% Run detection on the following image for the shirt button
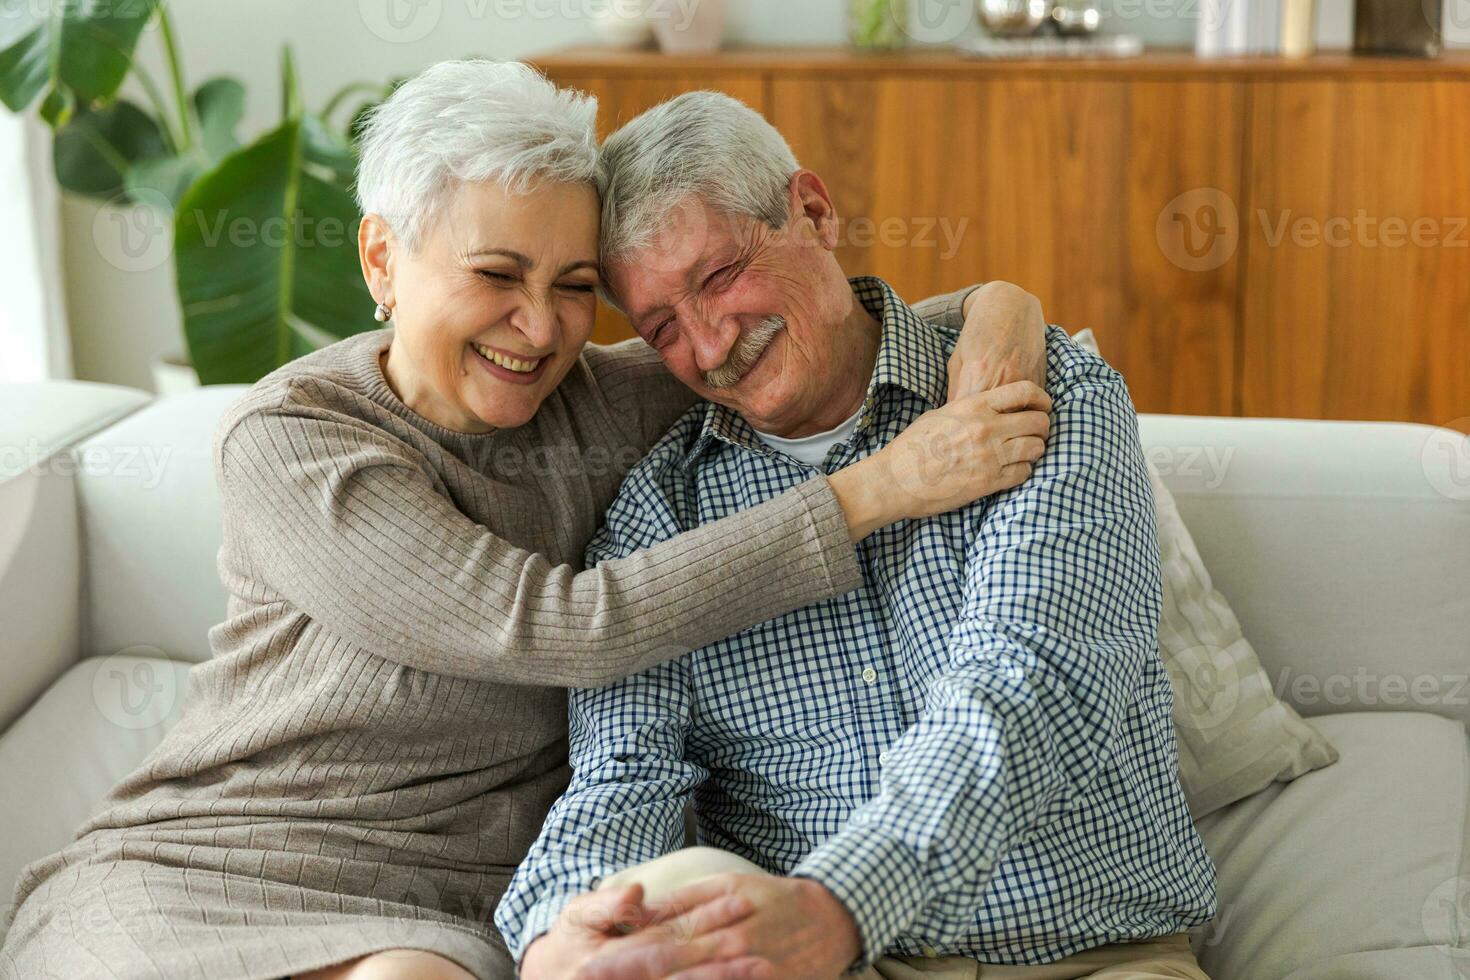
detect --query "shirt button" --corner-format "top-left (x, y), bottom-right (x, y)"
top-left (878, 751), bottom-right (889, 766)
top-left (861, 667), bottom-right (878, 684)
top-left (921, 945), bottom-right (939, 958)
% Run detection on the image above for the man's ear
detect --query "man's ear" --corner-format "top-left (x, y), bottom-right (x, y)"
top-left (787, 170), bottom-right (840, 251)
top-left (358, 213), bottom-right (398, 308)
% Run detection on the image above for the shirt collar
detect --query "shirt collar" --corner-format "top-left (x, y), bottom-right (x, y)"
top-left (683, 276), bottom-right (950, 468)
top-left (852, 276), bottom-right (950, 412)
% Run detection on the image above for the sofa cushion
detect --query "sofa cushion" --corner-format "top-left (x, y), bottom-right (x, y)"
top-left (1075, 330), bottom-right (1338, 815)
top-left (0, 381), bottom-right (151, 730)
top-left (0, 654), bottom-right (191, 942)
top-left (1138, 413), bottom-right (1470, 729)
top-left (0, 381), bottom-right (148, 459)
top-left (0, 471), bottom-right (80, 732)
top-left (76, 386), bottom-right (246, 664)
top-left (1193, 712), bottom-right (1470, 980)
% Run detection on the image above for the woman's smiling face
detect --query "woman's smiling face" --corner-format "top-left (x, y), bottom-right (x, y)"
top-left (366, 178), bottom-right (601, 433)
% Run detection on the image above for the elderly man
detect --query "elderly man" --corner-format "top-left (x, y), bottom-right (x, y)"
top-left (496, 93), bottom-right (1217, 980)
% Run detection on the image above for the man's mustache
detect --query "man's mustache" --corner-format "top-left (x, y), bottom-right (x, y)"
top-left (703, 316), bottom-right (786, 390)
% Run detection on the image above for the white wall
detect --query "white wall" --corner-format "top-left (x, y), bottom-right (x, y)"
top-left (1, 115), bottom-right (71, 382)
top-left (65, 0), bottom-right (1468, 390)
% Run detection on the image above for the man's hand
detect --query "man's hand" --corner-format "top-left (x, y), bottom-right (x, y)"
top-left (947, 281), bottom-right (1048, 402)
top-left (522, 882), bottom-right (775, 980)
top-left (654, 873), bottom-right (863, 980)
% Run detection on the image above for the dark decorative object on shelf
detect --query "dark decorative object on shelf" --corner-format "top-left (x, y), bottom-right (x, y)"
top-left (1353, 0), bottom-right (1442, 56)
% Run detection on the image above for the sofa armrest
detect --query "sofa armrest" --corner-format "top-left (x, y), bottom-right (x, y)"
top-left (1139, 415), bottom-right (1470, 723)
top-left (0, 381), bottom-right (151, 731)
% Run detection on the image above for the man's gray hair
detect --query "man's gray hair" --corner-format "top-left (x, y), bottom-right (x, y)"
top-left (599, 90), bottom-right (800, 262)
top-left (355, 60), bottom-right (603, 253)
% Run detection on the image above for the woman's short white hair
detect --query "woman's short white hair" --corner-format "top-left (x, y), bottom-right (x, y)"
top-left (599, 90), bottom-right (800, 262)
top-left (355, 60), bottom-right (602, 253)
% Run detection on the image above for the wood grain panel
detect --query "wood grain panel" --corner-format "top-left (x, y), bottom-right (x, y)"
top-left (538, 71), bottom-right (766, 344)
top-left (533, 47), bottom-right (1467, 426)
top-left (1243, 81), bottom-right (1470, 430)
top-left (772, 76), bottom-right (1244, 416)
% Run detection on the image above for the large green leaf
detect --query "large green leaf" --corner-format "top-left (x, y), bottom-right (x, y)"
top-left (193, 76), bottom-right (243, 159)
top-left (53, 98), bottom-right (167, 199)
top-left (175, 119), bottom-right (373, 385)
top-left (115, 78), bottom-right (246, 209)
top-left (125, 151), bottom-right (204, 208)
top-left (301, 112), bottom-right (356, 184)
top-left (0, 0), bottom-right (159, 112)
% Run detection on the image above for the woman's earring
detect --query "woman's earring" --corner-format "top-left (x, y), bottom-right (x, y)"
top-left (374, 302), bottom-right (393, 323)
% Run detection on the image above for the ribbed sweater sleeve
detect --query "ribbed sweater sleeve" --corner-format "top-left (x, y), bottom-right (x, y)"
top-left (910, 286), bottom-right (979, 335)
top-left (216, 403), bottom-right (862, 688)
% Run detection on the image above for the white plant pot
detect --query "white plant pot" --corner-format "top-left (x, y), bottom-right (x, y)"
top-left (151, 355), bottom-right (200, 396)
top-left (651, 0), bottom-right (726, 53)
top-left (590, 0), bottom-right (654, 47)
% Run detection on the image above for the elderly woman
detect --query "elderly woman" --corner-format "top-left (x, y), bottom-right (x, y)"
top-left (0, 62), bottom-right (1051, 980)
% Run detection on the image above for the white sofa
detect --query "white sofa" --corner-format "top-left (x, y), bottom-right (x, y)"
top-left (1, 380), bottom-right (1468, 979)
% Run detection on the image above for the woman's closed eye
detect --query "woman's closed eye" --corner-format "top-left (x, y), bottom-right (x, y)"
top-left (477, 270), bottom-right (520, 287)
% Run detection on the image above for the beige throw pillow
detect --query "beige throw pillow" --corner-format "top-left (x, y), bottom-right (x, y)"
top-left (1072, 329), bottom-right (1339, 817)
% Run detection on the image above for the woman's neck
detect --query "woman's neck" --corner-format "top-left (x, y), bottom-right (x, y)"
top-left (379, 342), bottom-right (496, 435)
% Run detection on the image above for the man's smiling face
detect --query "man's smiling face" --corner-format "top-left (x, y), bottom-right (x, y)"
top-left (604, 175), bottom-right (869, 438)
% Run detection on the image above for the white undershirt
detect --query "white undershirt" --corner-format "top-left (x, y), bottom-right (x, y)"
top-left (753, 405), bottom-right (863, 467)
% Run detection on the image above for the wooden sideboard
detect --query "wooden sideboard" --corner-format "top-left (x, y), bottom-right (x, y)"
top-left (534, 47), bottom-right (1470, 430)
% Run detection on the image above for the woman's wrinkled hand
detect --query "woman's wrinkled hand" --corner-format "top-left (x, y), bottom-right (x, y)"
top-left (946, 281), bottom-right (1048, 401)
top-left (830, 381), bottom-right (1052, 540)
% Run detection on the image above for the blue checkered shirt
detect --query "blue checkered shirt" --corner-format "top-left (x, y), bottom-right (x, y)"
top-left (496, 278), bottom-right (1217, 968)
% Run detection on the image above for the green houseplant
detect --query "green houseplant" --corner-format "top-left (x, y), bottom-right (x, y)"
top-left (0, 1), bottom-right (389, 384)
